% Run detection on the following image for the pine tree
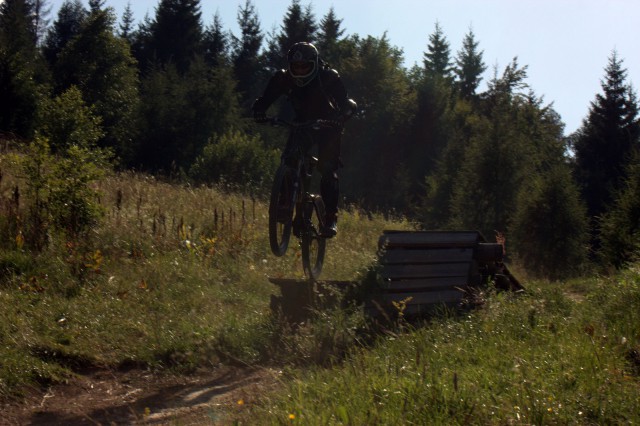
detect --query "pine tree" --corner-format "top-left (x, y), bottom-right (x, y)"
top-left (136, 59), bottom-right (241, 171)
top-left (511, 164), bottom-right (589, 280)
top-left (407, 71), bottom-right (453, 195)
top-left (42, 0), bottom-right (87, 66)
top-left (407, 22), bottom-right (457, 195)
top-left (203, 11), bottom-right (228, 67)
top-left (423, 21), bottom-right (452, 80)
top-left (316, 6), bottom-right (345, 66)
top-left (232, 0), bottom-right (264, 109)
top-left (129, 13), bottom-right (152, 71)
top-left (599, 153), bottom-right (640, 268)
top-left (54, 6), bottom-right (140, 164)
top-left (338, 34), bottom-right (416, 211)
top-left (454, 27), bottom-right (486, 99)
top-left (447, 59), bottom-right (534, 235)
top-left (573, 51), bottom-right (640, 222)
top-left (88, 0), bottom-right (105, 12)
top-left (144, 0), bottom-right (204, 74)
top-left (118, 2), bottom-right (134, 44)
top-left (0, 0), bottom-right (49, 138)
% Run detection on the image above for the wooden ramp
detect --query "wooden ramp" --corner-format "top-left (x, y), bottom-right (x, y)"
top-left (269, 230), bottom-right (523, 322)
top-left (366, 230), bottom-right (522, 318)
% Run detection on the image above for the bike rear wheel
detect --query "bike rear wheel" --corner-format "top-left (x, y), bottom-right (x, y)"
top-left (269, 166), bottom-right (296, 256)
top-left (301, 195), bottom-right (326, 280)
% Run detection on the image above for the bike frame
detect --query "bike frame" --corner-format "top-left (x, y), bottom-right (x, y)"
top-left (266, 117), bottom-right (337, 278)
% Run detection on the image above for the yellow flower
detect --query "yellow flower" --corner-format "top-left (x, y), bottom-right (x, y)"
top-left (237, 399), bottom-right (244, 405)
top-left (289, 413), bottom-right (296, 420)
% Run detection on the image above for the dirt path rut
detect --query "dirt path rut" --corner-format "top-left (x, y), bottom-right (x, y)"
top-left (1, 366), bottom-right (280, 425)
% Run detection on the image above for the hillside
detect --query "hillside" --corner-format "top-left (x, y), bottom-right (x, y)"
top-left (1, 169), bottom-right (639, 424)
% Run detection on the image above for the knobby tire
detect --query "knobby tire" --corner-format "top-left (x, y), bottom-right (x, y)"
top-left (301, 195), bottom-right (326, 280)
top-left (269, 166), bottom-right (296, 257)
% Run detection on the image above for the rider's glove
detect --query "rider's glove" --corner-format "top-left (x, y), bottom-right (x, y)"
top-left (253, 110), bottom-right (268, 123)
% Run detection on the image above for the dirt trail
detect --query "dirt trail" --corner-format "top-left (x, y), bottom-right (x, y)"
top-left (1, 366), bottom-right (280, 425)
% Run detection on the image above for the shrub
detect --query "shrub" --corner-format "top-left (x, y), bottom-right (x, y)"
top-left (35, 86), bottom-right (104, 154)
top-left (599, 156), bottom-right (640, 268)
top-left (15, 137), bottom-right (111, 248)
top-left (510, 165), bottom-right (589, 279)
top-left (189, 130), bottom-right (279, 191)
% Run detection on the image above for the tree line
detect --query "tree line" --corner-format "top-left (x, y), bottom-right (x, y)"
top-left (1, 0), bottom-right (639, 278)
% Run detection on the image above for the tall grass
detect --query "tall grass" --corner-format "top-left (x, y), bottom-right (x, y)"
top-left (0, 159), bottom-right (412, 397)
top-left (249, 269), bottom-right (640, 424)
top-left (2, 156), bottom-right (638, 425)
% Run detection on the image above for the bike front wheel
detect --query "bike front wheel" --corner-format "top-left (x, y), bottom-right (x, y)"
top-left (269, 166), bottom-right (296, 256)
top-left (301, 195), bottom-right (327, 280)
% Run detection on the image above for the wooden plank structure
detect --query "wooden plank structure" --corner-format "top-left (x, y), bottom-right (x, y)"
top-left (366, 230), bottom-right (523, 318)
top-left (269, 230), bottom-right (523, 322)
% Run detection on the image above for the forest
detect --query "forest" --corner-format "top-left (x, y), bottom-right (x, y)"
top-left (1, 0), bottom-right (639, 279)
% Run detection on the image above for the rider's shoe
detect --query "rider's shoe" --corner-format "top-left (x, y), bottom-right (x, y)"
top-left (321, 214), bottom-right (337, 238)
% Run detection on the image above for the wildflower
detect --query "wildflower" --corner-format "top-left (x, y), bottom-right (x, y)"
top-left (289, 413), bottom-right (295, 420)
top-left (15, 231), bottom-right (24, 249)
top-left (237, 399), bottom-right (244, 406)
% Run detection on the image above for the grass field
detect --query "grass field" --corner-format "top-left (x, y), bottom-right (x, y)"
top-left (1, 161), bottom-right (638, 424)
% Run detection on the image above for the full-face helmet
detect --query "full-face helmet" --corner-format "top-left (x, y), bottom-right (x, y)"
top-left (287, 42), bottom-right (319, 87)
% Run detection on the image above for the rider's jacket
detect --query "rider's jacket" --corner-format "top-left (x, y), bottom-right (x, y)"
top-left (252, 66), bottom-right (356, 122)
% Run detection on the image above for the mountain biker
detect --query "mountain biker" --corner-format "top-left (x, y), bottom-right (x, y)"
top-left (252, 42), bottom-right (357, 237)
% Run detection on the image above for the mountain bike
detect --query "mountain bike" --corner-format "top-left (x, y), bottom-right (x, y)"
top-left (266, 117), bottom-right (338, 280)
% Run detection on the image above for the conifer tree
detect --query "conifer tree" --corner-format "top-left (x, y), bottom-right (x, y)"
top-left (599, 153), bottom-right (640, 268)
top-left (423, 21), bottom-right (452, 80)
top-left (511, 164), bottom-right (589, 280)
top-left (407, 22), bottom-right (455, 194)
top-left (573, 51), bottom-right (640, 222)
top-left (447, 59), bottom-right (533, 235)
top-left (54, 5), bottom-right (140, 164)
top-left (88, 0), bottom-right (105, 12)
top-left (118, 2), bottom-right (134, 44)
top-left (316, 6), bottom-right (345, 66)
top-left (203, 12), bottom-right (228, 67)
top-left (232, 0), bottom-right (264, 109)
top-left (0, 0), bottom-right (49, 138)
top-left (136, 58), bottom-right (241, 172)
top-left (454, 27), bottom-right (486, 99)
top-left (338, 34), bottom-right (416, 211)
top-left (144, 0), bottom-right (204, 74)
top-left (42, 0), bottom-right (87, 66)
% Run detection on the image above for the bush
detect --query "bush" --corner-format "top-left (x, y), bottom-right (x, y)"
top-left (13, 137), bottom-right (111, 248)
top-left (510, 165), bottom-right (589, 280)
top-left (189, 130), bottom-right (279, 191)
top-left (35, 86), bottom-right (104, 154)
top-left (599, 156), bottom-right (640, 268)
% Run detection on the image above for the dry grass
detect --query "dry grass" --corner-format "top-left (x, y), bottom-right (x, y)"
top-left (0, 156), bottom-right (413, 397)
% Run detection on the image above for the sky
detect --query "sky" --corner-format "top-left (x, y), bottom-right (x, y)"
top-left (44, 0), bottom-right (640, 136)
